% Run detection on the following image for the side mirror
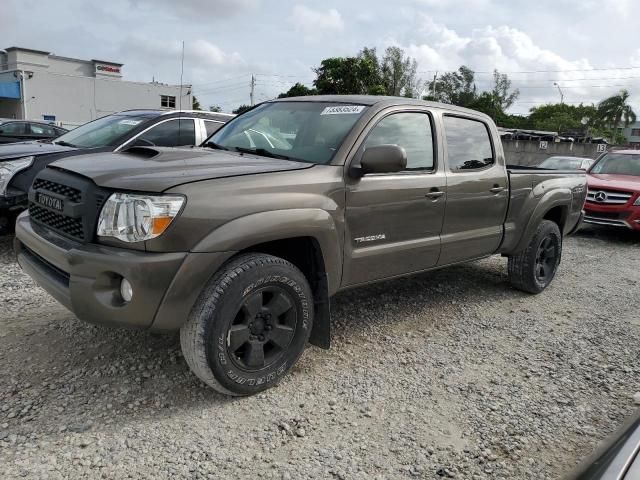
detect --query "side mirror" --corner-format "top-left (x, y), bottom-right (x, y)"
top-left (354, 144), bottom-right (407, 177)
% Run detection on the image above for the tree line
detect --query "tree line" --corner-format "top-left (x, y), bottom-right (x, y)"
top-left (203, 45), bottom-right (636, 143)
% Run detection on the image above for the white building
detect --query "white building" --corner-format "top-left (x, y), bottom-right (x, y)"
top-left (0, 46), bottom-right (192, 128)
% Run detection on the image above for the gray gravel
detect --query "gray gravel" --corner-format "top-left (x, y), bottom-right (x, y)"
top-left (1, 226), bottom-right (639, 479)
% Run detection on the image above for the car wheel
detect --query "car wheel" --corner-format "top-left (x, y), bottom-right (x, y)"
top-left (180, 253), bottom-right (313, 396)
top-left (508, 219), bottom-right (562, 294)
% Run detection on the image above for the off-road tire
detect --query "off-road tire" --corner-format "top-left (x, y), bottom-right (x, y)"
top-left (508, 220), bottom-right (562, 294)
top-left (180, 253), bottom-right (314, 396)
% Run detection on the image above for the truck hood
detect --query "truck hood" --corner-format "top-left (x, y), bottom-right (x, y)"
top-left (49, 146), bottom-right (314, 192)
top-left (587, 173), bottom-right (640, 192)
top-left (0, 141), bottom-right (77, 161)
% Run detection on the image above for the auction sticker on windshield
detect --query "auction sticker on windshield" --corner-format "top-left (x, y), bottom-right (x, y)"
top-left (320, 105), bottom-right (366, 115)
top-left (119, 120), bottom-right (143, 126)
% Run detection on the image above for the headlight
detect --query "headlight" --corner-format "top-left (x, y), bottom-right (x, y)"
top-left (0, 156), bottom-right (34, 196)
top-left (97, 193), bottom-right (185, 242)
top-left (634, 196), bottom-right (640, 206)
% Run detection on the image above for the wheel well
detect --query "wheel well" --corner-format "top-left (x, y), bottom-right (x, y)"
top-left (238, 237), bottom-right (326, 288)
top-left (543, 206), bottom-right (568, 233)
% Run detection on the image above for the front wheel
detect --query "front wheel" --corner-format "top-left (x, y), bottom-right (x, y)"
top-left (508, 220), bottom-right (562, 294)
top-left (180, 253), bottom-right (314, 396)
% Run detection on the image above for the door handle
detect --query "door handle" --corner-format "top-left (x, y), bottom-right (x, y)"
top-left (425, 189), bottom-right (445, 200)
top-left (489, 186), bottom-right (506, 194)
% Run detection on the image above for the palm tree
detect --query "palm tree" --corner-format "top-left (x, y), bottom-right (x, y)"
top-left (597, 89), bottom-right (636, 133)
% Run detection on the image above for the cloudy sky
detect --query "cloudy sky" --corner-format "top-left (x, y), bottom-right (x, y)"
top-left (2, 0), bottom-right (639, 114)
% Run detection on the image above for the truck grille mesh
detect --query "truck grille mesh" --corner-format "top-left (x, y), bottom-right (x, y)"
top-left (32, 179), bottom-right (82, 203)
top-left (29, 205), bottom-right (85, 240)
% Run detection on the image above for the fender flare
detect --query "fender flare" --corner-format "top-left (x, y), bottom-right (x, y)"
top-left (192, 208), bottom-right (343, 295)
top-left (510, 188), bottom-right (571, 254)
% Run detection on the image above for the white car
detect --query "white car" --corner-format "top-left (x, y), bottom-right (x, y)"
top-left (538, 156), bottom-right (595, 171)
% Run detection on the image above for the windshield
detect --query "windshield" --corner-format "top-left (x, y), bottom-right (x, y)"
top-left (53, 114), bottom-right (152, 148)
top-left (208, 102), bottom-right (369, 164)
top-left (590, 153), bottom-right (640, 176)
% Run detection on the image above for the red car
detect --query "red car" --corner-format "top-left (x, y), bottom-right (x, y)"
top-left (584, 150), bottom-right (640, 230)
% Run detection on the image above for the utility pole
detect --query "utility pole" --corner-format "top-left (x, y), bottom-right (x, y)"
top-left (250, 75), bottom-right (256, 106)
top-left (432, 72), bottom-right (438, 98)
top-left (553, 82), bottom-right (564, 104)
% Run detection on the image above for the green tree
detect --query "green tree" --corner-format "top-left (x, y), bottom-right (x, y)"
top-left (312, 46), bottom-right (418, 97)
top-left (491, 69), bottom-right (519, 111)
top-left (208, 105), bottom-right (222, 112)
top-left (596, 89), bottom-right (636, 132)
top-left (381, 46), bottom-right (420, 97)
top-left (192, 96), bottom-right (202, 110)
top-left (277, 82), bottom-right (317, 98)
top-left (232, 104), bottom-right (252, 115)
top-left (528, 103), bottom-right (598, 132)
top-left (468, 70), bottom-right (519, 121)
top-left (425, 66), bottom-right (477, 107)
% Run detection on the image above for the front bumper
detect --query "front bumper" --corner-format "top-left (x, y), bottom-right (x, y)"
top-left (15, 213), bottom-right (235, 330)
top-left (584, 202), bottom-right (640, 230)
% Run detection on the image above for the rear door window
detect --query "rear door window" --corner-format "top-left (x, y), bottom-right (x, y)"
top-left (29, 123), bottom-right (56, 136)
top-left (136, 119), bottom-right (196, 147)
top-left (444, 116), bottom-right (494, 171)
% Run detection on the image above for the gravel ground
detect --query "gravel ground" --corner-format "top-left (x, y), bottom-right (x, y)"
top-left (0, 226), bottom-right (639, 479)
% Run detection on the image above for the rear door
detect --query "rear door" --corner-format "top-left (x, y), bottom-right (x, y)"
top-left (438, 114), bottom-right (508, 265)
top-left (343, 108), bottom-right (446, 286)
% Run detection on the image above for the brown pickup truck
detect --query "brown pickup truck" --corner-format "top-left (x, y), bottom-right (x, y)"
top-left (14, 95), bottom-right (587, 396)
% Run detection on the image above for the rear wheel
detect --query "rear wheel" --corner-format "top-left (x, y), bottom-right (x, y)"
top-left (180, 253), bottom-right (313, 396)
top-left (508, 220), bottom-right (562, 294)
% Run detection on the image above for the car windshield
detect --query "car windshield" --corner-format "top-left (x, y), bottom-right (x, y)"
top-left (53, 114), bottom-right (152, 148)
top-left (590, 153), bottom-right (640, 176)
top-left (539, 157), bottom-right (585, 170)
top-left (207, 102), bottom-right (369, 164)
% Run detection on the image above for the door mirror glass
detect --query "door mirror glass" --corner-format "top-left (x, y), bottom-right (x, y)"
top-left (359, 144), bottom-right (407, 175)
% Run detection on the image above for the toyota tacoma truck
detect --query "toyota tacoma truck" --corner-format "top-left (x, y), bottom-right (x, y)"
top-left (14, 95), bottom-right (587, 396)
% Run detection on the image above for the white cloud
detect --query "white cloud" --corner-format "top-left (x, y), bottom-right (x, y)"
top-left (289, 5), bottom-right (344, 40)
top-left (129, 0), bottom-right (260, 19)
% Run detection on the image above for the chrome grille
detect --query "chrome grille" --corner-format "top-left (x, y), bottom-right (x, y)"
top-left (586, 189), bottom-right (633, 204)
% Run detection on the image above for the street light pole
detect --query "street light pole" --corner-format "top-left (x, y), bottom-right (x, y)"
top-left (553, 82), bottom-right (564, 104)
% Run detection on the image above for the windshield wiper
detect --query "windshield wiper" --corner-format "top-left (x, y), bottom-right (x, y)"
top-left (233, 147), bottom-right (292, 160)
top-left (204, 141), bottom-right (230, 151)
top-left (54, 140), bottom-right (77, 148)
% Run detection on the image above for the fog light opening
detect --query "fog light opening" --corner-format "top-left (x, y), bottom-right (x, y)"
top-left (120, 278), bottom-right (133, 302)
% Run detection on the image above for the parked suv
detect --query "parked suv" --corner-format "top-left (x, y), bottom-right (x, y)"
top-left (0, 109), bottom-right (233, 232)
top-left (15, 96), bottom-right (586, 396)
top-left (583, 150), bottom-right (640, 230)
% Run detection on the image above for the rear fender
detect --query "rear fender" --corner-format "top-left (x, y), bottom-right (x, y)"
top-left (506, 188), bottom-right (571, 255)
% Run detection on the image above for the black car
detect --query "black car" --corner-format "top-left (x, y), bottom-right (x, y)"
top-left (0, 109), bottom-right (233, 232)
top-left (0, 121), bottom-right (68, 144)
top-left (566, 410), bottom-right (640, 479)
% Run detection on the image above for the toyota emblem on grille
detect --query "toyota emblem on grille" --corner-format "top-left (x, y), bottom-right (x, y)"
top-left (594, 191), bottom-right (607, 202)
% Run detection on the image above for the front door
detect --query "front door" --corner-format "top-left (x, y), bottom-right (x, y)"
top-left (438, 115), bottom-right (509, 266)
top-left (343, 110), bottom-right (446, 286)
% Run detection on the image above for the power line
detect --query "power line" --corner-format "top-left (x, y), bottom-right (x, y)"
top-left (418, 65), bottom-right (640, 75)
top-left (190, 74), bottom-right (252, 87)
